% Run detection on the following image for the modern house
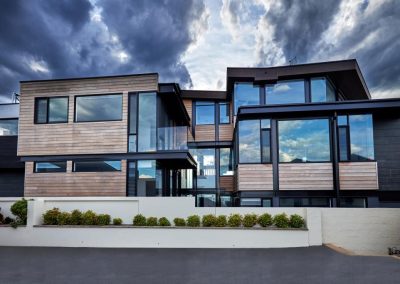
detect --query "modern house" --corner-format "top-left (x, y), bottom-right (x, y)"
top-left (12, 59), bottom-right (400, 207)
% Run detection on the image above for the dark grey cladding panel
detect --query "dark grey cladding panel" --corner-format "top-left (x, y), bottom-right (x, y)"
top-left (0, 103), bottom-right (19, 119)
top-left (0, 169), bottom-right (24, 197)
top-left (0, 136), bottom-right (24, 169)
top-left (374, 113), bottom-right (400, 191)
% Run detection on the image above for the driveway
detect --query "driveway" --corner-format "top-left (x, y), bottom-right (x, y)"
top-left (0, 246), bottom-right (398, 284)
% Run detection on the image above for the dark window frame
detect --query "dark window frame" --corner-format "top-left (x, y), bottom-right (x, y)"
top-left (72, 160), bottom-right (122, 172)
top-left (128, 92), bottom-right (139, 153)
top-left (74, 93), bottom-right (123, 123)
top-left (233, 81), bottom-right (261, 115)
top-left (34, 96), bottom-right (69, 124)
top-left (34, 161), bottom-right (67, 173)
top-left (219, 147), bottom-right (233, 176)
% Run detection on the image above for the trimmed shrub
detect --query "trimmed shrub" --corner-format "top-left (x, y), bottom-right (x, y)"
top-left (202, 214), bottom-right (217, 227)
top-left (186, 215), bottom-right (200, 227)
top-left (97, 214), bottom-right (111, 226)
top-left (273, 213), bottom-right (290, 228)
top-left (243, 214), bottom-right (258, 228)
top-left (133, 214), bottom-right (147, 226)
top-left (3, 217), bottom-right (14, 224)
top-left (70, 210), bottom-right (83, 225)
top-left (81, 210), bottom-right (98, 226)
top-left (289, 214), bottom-right (305, 228)
top-left (11, 199), bottom-right (28, 224)
top-left (57, 212), bottom-right (71, 225)
top-left (258, 213), bottom-right (273, 227)
top-left (158, 217), bottom-right (171, 227)
top-left (215, 215), bottom-right (227, 227)
top-left (43, 208), bottom-right (61, 225)
top-left (146, 217), bottom-right (158, 226)
top-left (113, 218), bottom-right (123, 225)
top-left (173, 217), bottom-right (186, 227)
top-left (228, 214), bottom-right (242, 227)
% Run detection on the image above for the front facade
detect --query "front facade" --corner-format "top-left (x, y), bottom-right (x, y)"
top-left (15, 59), bottom-right (400, 207)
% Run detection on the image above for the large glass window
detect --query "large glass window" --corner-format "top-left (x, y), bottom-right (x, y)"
top-left (234, 83), bottom-right (260, 114)
top-left (238, 120), bottom-right (261, 163)
top-left (35, 97), bottom-right (68, 123)
top-left (73, 160), bottom-right (121, 172)
top-left (75, 94), bottom-right (122, 122)
top-left (191, 148), bottom-right (216, 188)
top-left (195, 102), bottom-right (215, 125)
top-left (0, 119), bottom-right (18, 136)
top-left (128, 93), bottom-right (138, 152)
top-left (34, 161), bottom-right (67, 173)
top-left (220, 148), bottom-right (233, 176)
top-left (219, 103), bottom-right (230, 124)
top-left (279, 119), bottom-right (331, 162)
top-left (349, 115), bottom-right (374, 161)
top-left (138, 92), bottom-right (157, 152)
top-left (137, 160), bottom-right (162, 196)
top-left (266, 80), bottom-right (305, 105)
top-left (311, 77), bottom-right (336, 102)
top-left (280, 198), bottom-right (331, 207)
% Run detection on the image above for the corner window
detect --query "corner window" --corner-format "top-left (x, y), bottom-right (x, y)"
top-left (0, 119), bottom-right (18, 136)
top-left (75, 94), bottom-right (122, 122)
top-left (266, 80), bottom-right (305, 105)
top-left (219, 103), bottom-right (230, 124)
top-left (234, 83), bottom-right (260, 114)
top-left (238, 120), bottom-right (261, 163)
top-left (311, 77), bottom-right (336, 102)
top-left (35, 97), bottom-right (68, 123)
top-left (278, 119), bottom-right (331, 162)
top-left (34, 161), bottom-right (67, 173)
top-left (220, 148), bottom-right (233, 176)
top-left (191, 148), bottom-right (216, 188)
top-left (73, 160), bottom-right (121, 172)
top-left (195, 102), bottom-right (215, 125)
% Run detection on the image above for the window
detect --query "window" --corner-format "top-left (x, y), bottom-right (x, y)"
top-left (137, 160), bottom-right (162, 196)
top-left (220, 195), bottom-right (232, 207)
top-left (73, 160), bottom-right (121, 172)
top-left (35, 97), bottom-right (68, 123)
top-left (220, 148), bottom-right (233, 176)
top-left (75, 94), bottom-right (122, 122)
top-left (261, 119), bottom-right (271, 163)
top-left (278, 119), bottom-right (331, 162)
top-left (138, 92), bottom-right (157, 152)
top-left (219, 103), bottom-right (230, 124)
top-left (266, 80), bottom-right (305, 105)
top-left (234, 83), bottom-right (260, 114)
top-left (34, 161), bottom-right (67, 173)
top-left (127, 161), bottom-right (137, 196)
top-left (0, 119), bottom-right (18, 136)
top-left (191, 148), bottom-right (216, 188)
top-left (195, 102), bottom-right (215, 125)
top-left (240, 198), bottom-right (272, 207)
top-left (311, 77), bottom-right (336, 102)
top-left (128, 93), bottom-right (137, 152)
top-left (196, 194), bottom-right (216, 207)
top-left (238, 120), bottom-right (261, 163)
top-left (340, 197), bottom-right (366, 208)
top-left (280, 198), bottom-right (331, 207)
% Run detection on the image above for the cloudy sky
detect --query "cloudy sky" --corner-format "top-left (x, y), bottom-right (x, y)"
top-left (0, 0), bottom-right (399, 103)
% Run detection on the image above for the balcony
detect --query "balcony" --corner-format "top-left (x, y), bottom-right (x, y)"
top-left (157, 126), bottom-right (191, 151)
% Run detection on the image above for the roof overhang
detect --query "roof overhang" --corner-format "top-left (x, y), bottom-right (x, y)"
top-left (159, 83), bottom-right (191, 126)
top-left (181, 90), bottom-right (227, 100)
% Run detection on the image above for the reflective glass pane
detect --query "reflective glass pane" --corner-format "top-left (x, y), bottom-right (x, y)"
top-left (338, 115), bottom-right (348, 126)
top-left (129, 93), bottom-right (137, 134)
top-left (35, 98), bottom-right (47, 123)
top-left (73, 160), bottom-right (121, 172)
top-left (234, 83), bottom-right (260, 114)
top-left (338, 127), bottom-right (349, 161)
top-left (127, 162), bottom-right (137, 196)
top-left (239, 120), bottom-right (261, 163)
top-left (340, 198), bottom-right (366, 208)
top-left (349, 114), bottom-right (374, 161)
top-left (34, 162), bottom-right (66, 173)
top-left (196, 102), bottom-right (215, 125)
top-left (49, 97), bottom-right (68, 122)
top-left (219, 103), bottom-right (230, 124)
top-left (261, 119), bottom-right (270, 129)
top-left (191, 148), bottom-right (216, 188)
top-left (261, 129), bottom-right (271, 163)
top-left (196, 194), bottom-right (216, 207)
top-left (220, 196), bottom-right (232, 207)
top-left (311, 77), bottom-right (336, 102)
top-left (75, 94), bottom-right (122, 122)
top-left (220, 148), bottom-right (233, 176)
top-left (138, 92), bottom-right (157, 152)
top-left (137, 160), bottom-right (162, 196)
top-left (266, 80), bottom-right (305, 104)
top-left (240, 198), bottom-right (261, 207)
top-left (0, 119), bottom-right (18, 136)
top-left (279, 119), bottom-right (331, 162)
top-left (128, 134), bottom-right (137, 152)
top-left (280, 198), bottom-right (330, 207)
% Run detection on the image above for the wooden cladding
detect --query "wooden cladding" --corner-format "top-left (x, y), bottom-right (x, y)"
top-left (195, 125), bottom-right (216, 141)
top-left (18, 75), bottom-right (158, 156)
top-left (220, 176), bottom-right (234, 192)
top-left (339, 162), bottom-right (378, 190)
top-left (219, 124), bottom-right (234, 141)
top-left (24, 161), bottom-right (126, 197)
top-left (279, 163), bottom-right (333, 190)
top-left (182, 99), bottom-right (194, 142)
top-left (237, 164), bottom-right (273, 191)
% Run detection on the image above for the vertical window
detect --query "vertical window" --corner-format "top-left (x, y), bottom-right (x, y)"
top-left (338, 127), bottom-right (350, 161)
top-left (349, 115), bottom-right (374, 161)
top-left (266, 80), bottom-right (305, 105)
top-left (138, 92), bottom-right (157, 152)
top-left (234, 83), bottom-right (260, 114)
top-left (238, 120), bottom-right (261, 163)
top-left (128, 93), bottom-right (137, 152)
top-left (191, 148), bottom-right (216, 188)
top-left (195, 102), bottom-right (215, 125)
top-left (219, 103), bottom-right (230, 124)
top-left (127, 161), bottom-right (137, 196)
top-left (311, 77), bottom-right (336, 102)
top-left (137, 160), bottom-right (162, 196)
top-left (0, 119), bottom-right (18, 136)
top-left (220, 148), bottom-right (233, 176)
top-left (75, 94), bottom-right (122, 122)
top-left (35, 97), bottom-right (68, 123)
top-left (261, 119), bottom-right (271, 163)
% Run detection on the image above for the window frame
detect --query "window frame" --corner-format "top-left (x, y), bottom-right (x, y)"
top-left (195, 101), bottom-right (215, 126)
top-left (74, 93), bottom-right (123, 123)
top-left (218, 102), bottom-right (230, 124)
top-left (72, 160), bottom-right (122, 172)
top-left (128, 92), bottom-right (138, 153)
top-left (33, 161), bottom-right (67, 173)
top-left (219, 147), bottom-right (233, 176)
top-left (34, 96), bottom-right (69, 124)
top-left (233, 82), bottom-right (261, 115)
top-left (238, 119), bottom-right (262, 164)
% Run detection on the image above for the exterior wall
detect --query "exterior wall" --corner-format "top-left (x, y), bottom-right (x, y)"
top-left (279, 163), bottom-right (333, 190)
top-left (0, 136), bottom-right (24, 197)
top-left (18, 75), bottom-right (158, 156)
top-left (339, 162), bottom-right (378, 190)
top-left (237, 164), bottom-right (273, 191)
top-left (219, 176), bottom-right (234, 192)
top-left (219, 124), bottom-right (234, 141)
top-left (24, 161), bottom-right (127, 197)
top-left (195, 125), bottom-right (216, 141)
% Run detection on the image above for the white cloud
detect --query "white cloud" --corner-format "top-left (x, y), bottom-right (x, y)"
top-left (28, 59), bottom-right (50, 73)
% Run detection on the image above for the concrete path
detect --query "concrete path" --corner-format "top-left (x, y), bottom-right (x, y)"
top-left (0, 246), bottom-right (399, 284)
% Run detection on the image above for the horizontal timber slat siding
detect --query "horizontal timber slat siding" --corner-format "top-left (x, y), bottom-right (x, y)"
top-left (18, 74), bottom-right (158, 156)
top-left (238, 164), bottom-right (273, 191)
top-left (24, 161), bottom-right (126, 197)
top-left (219, 176), bottom-right (234, 191)
top-left (279, 163), bottom-right (333, 190)
top-left (182, 99), bottom-right (194, 142)
top-left (195, 125), bottom-right (215, 141)
top-left (339, 162), bottom-right (379, 190)
top-left (219, 124), bottom-right (234, 141)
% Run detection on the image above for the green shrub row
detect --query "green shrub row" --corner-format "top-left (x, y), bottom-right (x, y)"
top-left (132, 214), bottom-right (172, 226)
top-left (42, 208), bottom-right (122, 226)
top-left (0, 199), bottom-right (27, 228)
